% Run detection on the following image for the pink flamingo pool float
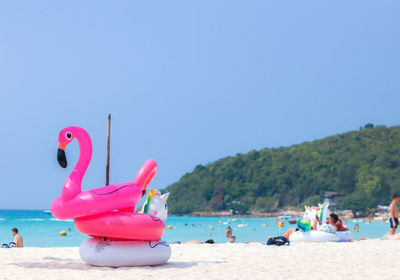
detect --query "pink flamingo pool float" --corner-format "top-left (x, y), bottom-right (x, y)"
top-left (50, 126), bottom-right (171, 266)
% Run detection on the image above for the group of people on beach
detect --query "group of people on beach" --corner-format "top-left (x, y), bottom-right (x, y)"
top-left (7, 194), bottom-right (400, 247)
top-left (276, 193), bottom-right (400, 243)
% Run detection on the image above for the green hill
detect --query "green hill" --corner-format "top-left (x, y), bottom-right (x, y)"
top-left (165, 124), bottom-right (400, 216)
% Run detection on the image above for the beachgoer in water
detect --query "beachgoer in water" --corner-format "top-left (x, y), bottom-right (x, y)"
top-left (225, 226), bottom-right (232, 238)
top-left (228, 236), bottom-right (236, 243)
top-left (11, 228), bottom-right (23, 248)
top-left (281, 213), bottom-right (339, 241)
top-left (353, 224), bottom-right (359, 232)
top-left (389, 194), bottom-right (399, 235)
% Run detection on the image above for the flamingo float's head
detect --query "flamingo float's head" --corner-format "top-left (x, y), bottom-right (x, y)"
top-left (57, 127), bottom-right (77, 168)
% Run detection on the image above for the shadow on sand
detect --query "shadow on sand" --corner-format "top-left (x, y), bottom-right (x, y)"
top-left (11, 259), bottom-right (225, 270)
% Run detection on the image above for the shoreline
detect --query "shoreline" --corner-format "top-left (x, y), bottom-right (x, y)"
top-left (178, 211), bottom-right (389, 221)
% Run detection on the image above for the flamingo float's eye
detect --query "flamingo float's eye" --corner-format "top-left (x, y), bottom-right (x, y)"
top-left (65, 132), bottom-right (72, 140)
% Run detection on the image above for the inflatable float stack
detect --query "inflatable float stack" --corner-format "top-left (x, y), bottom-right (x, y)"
top-left (50, 126), bottom-right (171, 267)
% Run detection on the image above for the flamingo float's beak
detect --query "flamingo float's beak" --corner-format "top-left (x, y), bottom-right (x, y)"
top-left (57, 142), bottom-right (67, 168)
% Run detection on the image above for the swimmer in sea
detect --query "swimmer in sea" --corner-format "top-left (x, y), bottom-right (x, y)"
top-left (225, 226), bottom-right (232, 238)
top-left (389, 194), bottom-right (399, 235)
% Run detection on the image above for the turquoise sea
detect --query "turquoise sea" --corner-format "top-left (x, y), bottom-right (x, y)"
top-left (0, 210), bottom-right (391, 247)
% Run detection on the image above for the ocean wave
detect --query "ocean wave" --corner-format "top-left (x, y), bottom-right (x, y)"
top-left (20, 218), bottom-right (45, 221)
top-left (50, 218), bottom-right (74, 222)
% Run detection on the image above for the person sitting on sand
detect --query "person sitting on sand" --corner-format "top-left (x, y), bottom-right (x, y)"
top-left (336, 219), bottom-right (349, 231)
top-left (389, 194), bottom-right (399, 235)
top-left (11, 228), bottom-right (23, 248)
top-left (310, 213), bottom-right (338, 232)
top-left (225, 226), bottom-right (232, 238)
top-left (281, 213), bottom-right (339, 241)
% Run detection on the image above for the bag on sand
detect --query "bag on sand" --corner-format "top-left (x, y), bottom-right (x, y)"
top-left (266, 236), bottom-right (290, 246)
top-left (2, 242), bottom-right (15, 248)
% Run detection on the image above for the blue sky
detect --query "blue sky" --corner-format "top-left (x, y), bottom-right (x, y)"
top-left (0, 1), bottom-right (399, 209)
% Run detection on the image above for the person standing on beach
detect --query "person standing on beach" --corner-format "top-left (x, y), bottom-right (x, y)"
top-left (11, 228), bottom-right (23, 248)
top-left (389, 194), bottom-right (399, 235)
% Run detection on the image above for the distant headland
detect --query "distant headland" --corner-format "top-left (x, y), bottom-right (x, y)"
top-left (165, 124), bottom-right (399, 219)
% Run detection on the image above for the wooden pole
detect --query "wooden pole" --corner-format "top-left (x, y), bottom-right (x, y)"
top-left (106, 114), bottom-right (111, 186)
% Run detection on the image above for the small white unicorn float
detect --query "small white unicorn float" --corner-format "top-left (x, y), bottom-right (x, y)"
top-left (304, 202), bottom-right (330, 225)
top-left (297, 202), bottom-right (330, 231)
top-left (139, 188), bottom-right (170, 222)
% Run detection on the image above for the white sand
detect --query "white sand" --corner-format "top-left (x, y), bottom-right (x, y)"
top-left (1, 241), bottom-right (400, 280)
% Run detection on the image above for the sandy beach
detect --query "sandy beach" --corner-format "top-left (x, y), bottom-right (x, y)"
top-left (1, 240), bottom-right (399, 280)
